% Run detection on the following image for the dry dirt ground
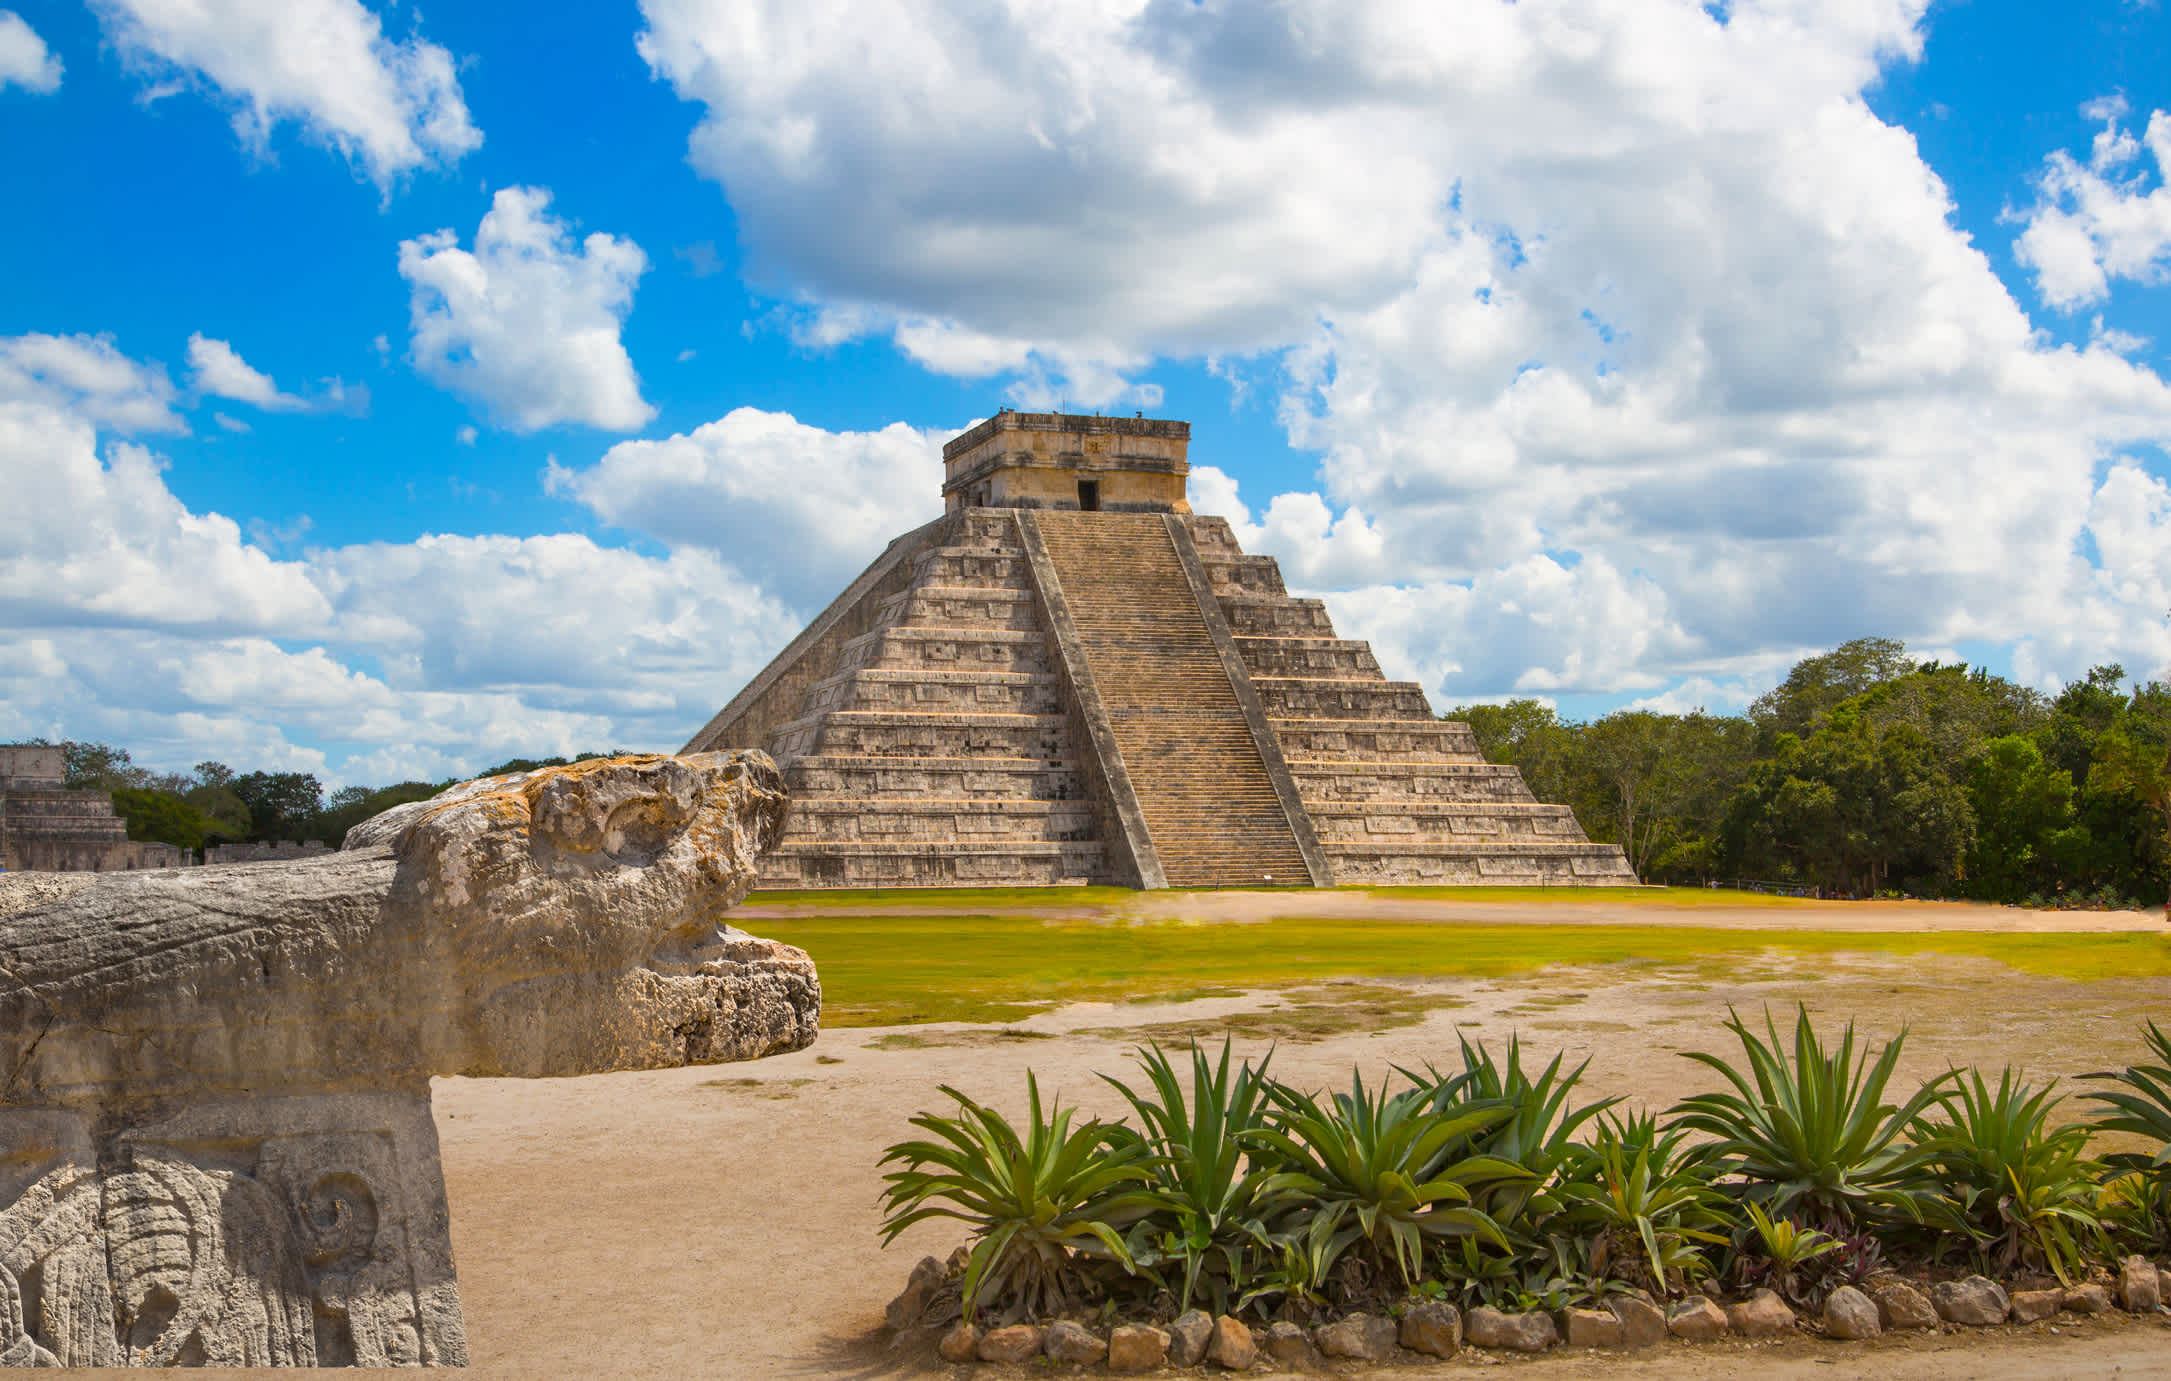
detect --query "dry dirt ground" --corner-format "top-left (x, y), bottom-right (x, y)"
top-left (432, 897), bottom-right (2171, 1380)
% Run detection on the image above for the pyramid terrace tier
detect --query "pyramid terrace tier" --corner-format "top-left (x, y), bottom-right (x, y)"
top-left (799, 668), bottom-right (1063, 718)
top-left (757, 838), bottom-right (1109, 888)
top-left (1250, 677), bottom-right (1434, 720)
top-left (768, 710), bottom-right (1075, 763)
top-left (1326, 841), bottom-right (1640, 885)
top-left (1272, 718), bottom-right (1488, 762)
top-left (784, 755), bottom-right (1092, 801)
top-left (1306, 800), bottom-right (1593, 843)
top-left (785, 797), bottom-right (1098, 843)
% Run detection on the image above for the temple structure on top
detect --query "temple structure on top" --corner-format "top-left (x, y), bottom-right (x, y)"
top-left (684, 411), bottom-right (1635, 890)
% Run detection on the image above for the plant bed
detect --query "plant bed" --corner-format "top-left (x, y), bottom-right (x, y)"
top-left (877, 1013), bottom-right (2171, 1371)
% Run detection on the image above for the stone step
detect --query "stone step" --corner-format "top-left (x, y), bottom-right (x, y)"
top-left (1272, 719), bottom-right (1486, 761)
top-left (771, 710), bottom-right (1072, 764)
top-left (784, 755), bottom-right (1089, 801)
top-left (1034, 510), bottom-right (1312, 887)
top-left (800, 668), bottom-right (1061, 717)
top-left (1253, 678), bottom-right (1433, 719)
top-left (1234, 636), bottom-right (1384, 679)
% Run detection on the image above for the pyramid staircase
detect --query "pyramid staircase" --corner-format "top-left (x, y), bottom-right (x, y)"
top-left (1029, 512), bottom-right (1316, 888)
top-left (684, 507), bottom-right (1634, 888)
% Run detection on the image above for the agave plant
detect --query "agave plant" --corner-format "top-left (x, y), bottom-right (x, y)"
top-left (1668, 1005), bottom-right (1955, 1229)
top-left (1250, 1069), bottom-right (1527, 1291)
top-left (878, 1073), bottom-right (1155, 1318)
top-left (1404, 1033), bottom-right (1619, 1238)
top-left (1558, 1114), bottom-right (1731, 1296)
top-left (1100, 1040), bottom-right (1291, 1315)
top-left (1908, 1067), bottom-right (2105, 1285)
top-left (2084, 1020), bottom-right (2171, 1181)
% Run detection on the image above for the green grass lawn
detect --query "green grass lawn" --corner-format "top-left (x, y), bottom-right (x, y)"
top-left (743, 883), bottom-right (1815, 910)
top-left (750, 911), bottom-right (2171, 1028)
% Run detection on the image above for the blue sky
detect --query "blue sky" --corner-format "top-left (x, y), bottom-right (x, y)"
top-left (3, 0), bottom-right (2170, 786)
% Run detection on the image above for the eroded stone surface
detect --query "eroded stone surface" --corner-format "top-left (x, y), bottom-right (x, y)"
top-left (0, 753), bottom-right (815, 1368)
top-left (1609, 1296), bottom-right (1666, 1348)
top-left (1562, 1305), bottom-right (1624, 1348)
top-left (1316, 1312), bottom-right (1395, 1360)
top-left (1206, 1315), bottom-right (1256, 1369)
top-left (1666, 1296), bottom-right (1729, 1340)
top-left (1106, 1324), bottom-right (1168, 1374)
top-left (1466, 1305), bottom-right (1557, 1352)
top-left (1872, 1281), bottom-right (1940, 1329)
top-left (1932, 1276), bottom-right (2009, 1326)
top-left (1824, 1286), bottom-right (1881, 1340)
top-left (977, 1323), bottom-right (1044, 1363)
top-left (1727, 1289), bottom-right (1795, 1338)
top-left (1167, 1310), bottom-right (1212, 1366)
top-left (2010, 1289), bottom-right (2062, 1324)
top-left (2063, 1282), bottom-right (2114, 1315)
top-left (1399, 1300), bottom-right (1460, 1356)
top-left (2120, 1256), bottom-right (2162, 1313)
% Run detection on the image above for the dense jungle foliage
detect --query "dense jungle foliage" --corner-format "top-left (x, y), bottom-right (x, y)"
top-left (28, 739), bottom-right (615, 850)
top-left (1448, 638), bottom-right (2171, 905)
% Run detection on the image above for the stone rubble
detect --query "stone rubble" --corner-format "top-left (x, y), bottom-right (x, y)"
top-left (1166, 1309), bottom-right (1213, 1366)
top-left (1105, 1324), bottom-right (1168, 1374)
top-left (2119, 1256), bottom-right (2162, 1313)
top-left (1464, 1305), bottom-right (1558, 1352)
top-left (1666, 1296), bottom-right (1730, 1341)
top-left (1609, 1295), bottom-right (1667, 1347)
top-left (1043, 1320), bottom-right (1107, 1365)
top-left (2009, 1289), bottom-right (2063, 1324)
top-left (1206, 1315), bottom-right (1256, 1370)
top-left (1398, 1300), bottom-right (1461, 1356)
top-left (1315, 1312), bottom-right (1397, 1360)
top-left (1872, 1280), bottom-right (1941, 1329)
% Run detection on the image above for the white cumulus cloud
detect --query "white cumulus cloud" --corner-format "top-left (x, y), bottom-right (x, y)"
top-left (0, 10), bottom-right (61, 92)
top-left (92, 0), bottom-right (479, 189)
top-left (551, 406), bottom-right (949, 606)
top-left (186, 333), bottom-right (307, 410)
top-left (400, 187), bottom-right (656, 434)
top-left (2014, 101), bottom-right (2171, 310)
top-left (0, 332), bottom-right (183, 433)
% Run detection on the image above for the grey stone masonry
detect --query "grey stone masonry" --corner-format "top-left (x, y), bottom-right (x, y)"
top-left (681, 461), bottom-right (1634, 889)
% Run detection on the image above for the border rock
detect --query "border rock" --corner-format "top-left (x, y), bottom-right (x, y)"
top-left (2010, 1289), bottom-right (2062, 1324)
top-left (1667, 1296), bottom-right (1728, 1340)
top-left (1045, 1320), bottom-right (1107, 1365)
top-left (2120, 1256), bottom-right (2162, 1313)
top-left (1727, 1289), bottom-right (1795, 1338)
top-left (1609, 1296), bottom-right (1666, 1347)
top-left (1932, 1276), bottom-right (2009, 1326)
top-left (1107, 1325), bottom-right (1169, 1374)
top-left (939, 1322), bottom-right (980, 1363)
top-left (978, 1324), bottom-right (1045, 1363)
top-left (1823, 1286), bottom-right (1881, 1340)
top-left (1399, 1300), bottom-right (1461, 1356)
top-left (1561, 1306), bottom-right (1625, 1347)
top-left (1168, 1310), bottom-right (1212, 1366)
top-left (1207, 1316), bottom-right (1256, 1370)
top-left (1466, 1306), bottom-right (1558, 1352)
top-left (2064, 1282), bottom-right (2113, 1315)
top-left (1872, 1281), bottom-right (1939, 1329)
top-left (1317, 1313), bottom-right (1395, 1360)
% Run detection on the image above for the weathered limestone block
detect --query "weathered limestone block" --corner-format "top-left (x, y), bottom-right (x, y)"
top-left (1931, 1275), bottom-right (2009, 1326)
top-left (1727, 1288), bottom-right (1796, 1337)
top-left (1823, 1285), bottom-right (1881, 1339)
top-left (1106, 1323), bottom-right (1168, 1373)
top-left (1398, 1300), bottom-right (1460, 1356)
top-left (1872, 1280), bottom-right (1939, 1329)
top-left (0, 753), bottom-right (816, 1368)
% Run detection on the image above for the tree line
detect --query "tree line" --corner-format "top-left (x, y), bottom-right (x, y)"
top-left (30, 741), bottom-right (616, 854)
top-left (1449, 638), bottom-right (2171, 906)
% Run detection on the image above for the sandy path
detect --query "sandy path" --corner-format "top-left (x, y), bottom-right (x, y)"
top-left (434, 932), bottom-right (2171, 1379)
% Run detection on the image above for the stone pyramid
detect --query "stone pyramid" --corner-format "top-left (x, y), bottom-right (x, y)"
top-left (683, 412), bottom-right (1635, 890)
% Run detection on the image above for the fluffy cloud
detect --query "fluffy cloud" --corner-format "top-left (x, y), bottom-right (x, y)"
top-left (2014, 100), bottom-right (2171, 310)
top-left (0, 332), bottom-right (183, 433)
top-left (642, 0), bottom-right (2171, 702)
top-left (186, 333), bottom-right (306, 411)
top-left (0, 10), bottom-right (61, 92)
top-left (399, 187), bottom-right (656, 434)
top-left (0, 336), bottom-right (807, 785)
top-left (92, 0), bottom-right (479, 189)
top-left (551, 407), bottom-right (949, 605)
